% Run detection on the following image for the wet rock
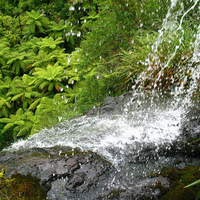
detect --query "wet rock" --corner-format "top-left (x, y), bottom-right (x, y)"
top-left (131, 177), bottom-right (171, 200)
top-left (181, 109), bottom-right (200, 139)
top-left (87, 92), bottom-right (134, 115)
top-left (166, 109), bottom-right (200, 158)
top-left (0, 146), bottom-right (117, 200)
top-left (97, 176), bottom-right (171, 200)
top-left (2, 145), bottom-right (193, 200)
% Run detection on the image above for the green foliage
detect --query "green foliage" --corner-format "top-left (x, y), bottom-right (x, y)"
top-left (49, 19), bottom-right (74, 40)
top-left (30, 63), bottom-right (67, 93)
top-left (80, 3), bottom-right (134, 63)
top-left (36, 37), bottom-right (64, 53)
top-left (160, 166), bottom-right (200, 200)
top-left (0, 122), bottom-right (13, 151)
top-left (0, 0), bottom-right (199, 150)
top-left (111, 0), bottom-right (170, 31)
top-left (0, 39), bottom-right (11, 77)
top-left (33, 95), bottom-right (78, 131)
top-left (76, 73), bottom-right (106, 113)
top-left (140, 17), bottom-right (197, 90)
top-left (0, 108), bottom-right (39, 140)
top-left (184, 179), bottom-right (200, 188)
top-left (104, 30), bottom-right (156, 94)
top-left (22, 10), bottom-right (50, 40)
top-left (7, 75), bottom-right (41, 110)
top-left (7, 51), bottom-right (33, 76)
top-left (0, 93), bottom-right (12, 118)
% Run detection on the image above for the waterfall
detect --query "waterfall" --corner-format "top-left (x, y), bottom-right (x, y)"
top-left (3, 0), bottom-right (200, 190)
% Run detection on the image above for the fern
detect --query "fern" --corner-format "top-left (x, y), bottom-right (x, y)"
top-left (19, 37), bottom-right (41, 54)
top-left (30, 63), bottom-right (68, 93)
top-left (0, 93), bottom-right (12, 117)
top-left (36, 37), bottom-right (64, 53)
top-left (23, 10), bottom-right (50, 39)
top-left (7, 51), bottom-right (33, 76)
top-left (0, 76), bottom-right (12, 93)
top-left (0, 108), bottom-right (39, 139)
top-left (0, 39), bottom-right (11, 78)
top-left (7, 75), bottom-right (41, 110)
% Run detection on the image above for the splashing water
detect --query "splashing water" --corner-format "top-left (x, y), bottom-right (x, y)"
top-left (4, 0), bottom-right (200, 186)
top-left (138, 0), bottom-right (200, 93)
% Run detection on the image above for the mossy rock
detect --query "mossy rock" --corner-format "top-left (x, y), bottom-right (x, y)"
top-left (179, 166), bottom-right (200, 185)
top-left (161, 166), bottom-right (200, 200)
top-left (162, 181), bottom-right (196, 200)
top-left (160, 167), bottom-right (179, 181)
top-left (0, 169), bottom-right (47, 200)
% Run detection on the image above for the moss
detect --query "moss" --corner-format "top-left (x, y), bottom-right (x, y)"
top-left (160, 167), bottom-right (179, 181)
top-left (0, 169), bottom-right (47, 200)
top-left (98, 157), bottom-right (113, 166)
top-left (162, 181), bottom-right (196, 200)
top-left (149, 181), bottom-right (170, 197)
top-left (107, 189), bottom-right (124, 199)
top-left (179, 166), bottom-right (200, 194)
top-left (179, 166), bottom-right (200, 183)
top-left (160, 166), bottom-right (200, 200)
top-left (59, 147), bottom-right (82, 156)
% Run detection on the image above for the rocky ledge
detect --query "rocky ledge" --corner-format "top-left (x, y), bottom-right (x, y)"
top-left (0, 145), bottom-right (200, 200)
top-left (0, 146), bottom-right (117, 199)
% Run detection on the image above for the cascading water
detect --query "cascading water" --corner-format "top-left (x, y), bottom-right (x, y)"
top-left (2, 0), bottom-right (200, 196)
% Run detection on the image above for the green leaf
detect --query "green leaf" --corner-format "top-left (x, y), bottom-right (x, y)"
top-left (29, 98), bottom-right (41, 110)
top-left (184, 179), bottom-right (200, 188)
top-left (48, 82), bottom-right (54, 91)
top-left (0, 118), bottom-right (12, 123)
top-left (17, 123), bottom-right (32, 137)
top-left (5, 101), bottom-right (11, 108)
top-left (2, 123), bottom-right (15, 132)
top-left (13, 126), bottom-right (20, 134)
top-left (196, 191), bottom-right (200, 200)
top-left (16, 120), bottom-right (25, 126)
top-left (23, 100), bottom-right (28, 110)
top-left (11, 93), bottom-right (23, 101)
top-left (16, 108), bottom-right (24, 116)
top-left (39, 81), bottom-right (48, 90)
top-left (65, 87), bottom-right (74, 94)
top-left (2, 107), bottom-right (10, 118)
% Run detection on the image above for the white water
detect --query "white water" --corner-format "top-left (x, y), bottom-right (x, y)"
top-left (8, 91), bottom-right (183, 167)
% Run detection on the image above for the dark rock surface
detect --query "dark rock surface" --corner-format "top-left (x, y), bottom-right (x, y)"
top-left (0, 145), bottom-right (200, 200)
top-left (86, 92), bottom-right (134, 115)
top-left (0, 146), bottom-right (116, 199)
top-left (0, 145), bottom-right (175, 200)
top-left (168, 109), bottom-right (200, 158)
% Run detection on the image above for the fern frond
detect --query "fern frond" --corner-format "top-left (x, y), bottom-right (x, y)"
top-left (11, 93), bottom-right (23, 102)
top-left (2, 123), bottom-right (15, 132)
top-left (39, 80), bottom-right (49, 90)
top-left (29, 99), bottom-right (40, 110)
top-left (48, 82), bottom-right (55, 91)
top-left (17, 122), bottom-right (33, 137)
